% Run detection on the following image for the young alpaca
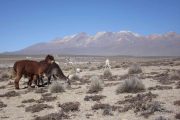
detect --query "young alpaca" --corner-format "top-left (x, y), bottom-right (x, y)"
top-left (38, 62), bottom-right (71, 86)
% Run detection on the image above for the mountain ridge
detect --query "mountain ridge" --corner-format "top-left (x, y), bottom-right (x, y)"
top-left (6, 31), bottom-right (180, 56)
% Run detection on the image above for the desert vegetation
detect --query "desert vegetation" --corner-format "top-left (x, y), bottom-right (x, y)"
top-left (0, 56), bottom-right (179, 120)
top-left (116, 76), bottom-right (145, 93)
top-left (25, 104), bottom-right (53, 113)
top-left (128, 63), bottom-right (142, 74)
top-left (103, 68), bottom-right (112, 78)
top-left (49, 81), bottom-right (65, 93)
top-left (87, 76), bottom-right (104, 93)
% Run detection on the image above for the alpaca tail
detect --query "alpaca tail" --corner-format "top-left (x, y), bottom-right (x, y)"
top-left (10, 64), bottom-right (17, 79)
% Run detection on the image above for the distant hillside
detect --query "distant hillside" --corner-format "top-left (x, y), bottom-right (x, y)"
top-left (10, 31), bottom-right (180, 56)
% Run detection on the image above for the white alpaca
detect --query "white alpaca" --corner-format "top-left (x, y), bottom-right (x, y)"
top-left (105, 59), bottom-right (111, 69)
top-left (68, 61), bottom-right (74, 65)
top-left (76, 68), bottom-right (81, 73)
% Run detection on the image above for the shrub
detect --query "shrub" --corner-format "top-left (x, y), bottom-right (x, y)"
top-left (175, 113), bottom-right (180, 119)
top-left (103, 68), bottom-right (112, 78)
top-left (116, 77), bottom-right (145, 94)
top-left (1, 73), bottom-right (9, 79)
top-left (169, 70), bottom-right (180, 80)
top-left (34, 111), bottom-right (69, 120)
top-left (84, 95), bottom-right (106, 101)
top-left (25, 104), bottom-right (53, 113)
top-left (35, 88), bottom-right (48, 94)
top-left (103, 108), bottom-right (113, 116)
top-left (174, 100), bottom-right (180, 106)
top-left (87, 76), bottom-right (104, 93)
top-left (89, 66), bottom-right (97, 71)
top-left (0, 91), bottom-right (20, 97)
top-left (22, 99), bottom-right (36, 103)
top-left (69, 74), bottom-right (80, 81)
top-left (49, 81), bottom-right (65, 93)
top-left (155, 116), bottom-right (169, 120)
top-left (91, 103), bottom-right (110, 110)
top-left (69, 68), bottom-right (76, 74)
top-left (176, 81), bottom-right (180, 89)
top-left (128, 64), bottom-right (142, 74)
top-left (0, 85), bottom-right (6, 89)
top-left (148, 85), bottom-right (172, 90)
top-left (38, 95), bottom-right (57, 103)
top-left (0, 101), bottom-right (7, 108)
top-left (141, 101), bottom-right (167, 118)
top-left (114, 64), bottom-right (121, 68)
top-left (59, 102), bottom-right (80, 112)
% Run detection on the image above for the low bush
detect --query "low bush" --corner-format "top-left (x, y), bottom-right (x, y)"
top-left (87, 76), bottom-right (104, 93)
top-left (103, 68), bottom-right (112, 78)
top-left (116, 77), bottom-right (145, 94)
top-left (25, 104), bottom-right (53, 113)
top-left (59, 102), bottom-right (80, 112)
top-left (49, 81), bottom-right (65, 93)
top-left (128, 64), bottom-right (142, 74)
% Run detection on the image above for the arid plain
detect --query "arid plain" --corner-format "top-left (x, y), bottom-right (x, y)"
top-left (0, 55), bottom-right (180, 120)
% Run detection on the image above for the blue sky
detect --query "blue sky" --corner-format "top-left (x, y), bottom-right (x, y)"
top-left (0, 0), bottom-right (180, 52)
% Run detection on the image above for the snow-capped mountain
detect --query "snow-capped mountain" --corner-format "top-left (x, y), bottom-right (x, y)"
top-left (12, 31), bottom-right (180, 56)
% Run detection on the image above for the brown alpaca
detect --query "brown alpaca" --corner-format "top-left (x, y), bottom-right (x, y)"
top-left (13, 55), bottom-right (54, 89)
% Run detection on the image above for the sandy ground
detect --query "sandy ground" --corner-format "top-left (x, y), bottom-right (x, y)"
top-left (0, 55), bottom-right (180, 120)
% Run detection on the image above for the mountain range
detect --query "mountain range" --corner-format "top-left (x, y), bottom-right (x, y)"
top-left (10, 31), bottom-right (180, 56)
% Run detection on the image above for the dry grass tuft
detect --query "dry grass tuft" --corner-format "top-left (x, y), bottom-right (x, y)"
top-left (91, 103), bottom-right (122, 116)
top-left (0, 90), bottom-right (20, 97)
top-left (176, 81), bottom-right (180, 89)
top-left (84, 95), bottom-right (106, 101)
top-left (16, 104), bottom-right (25, 108)
top-left (169, 70), bottom-right (180, 80)
top-left (148, 85), bottom-right (172, 90)
top-left (0, 73), bottom-right (10, 81)
top-left (103, 108), bottom-right (113, 116)
top-left (25, 104), bottom-right (53, 113)
top-left (103, 68), bottom-right (112, 78)
top-left (0, 101), bottom-right (7, 108)
top-left (175, 113), bottom-right (180, 119)
top-left (7, 81), bottom-right (14, 85)
top-left (141, 101), bottom-right (167, 118)
top-left (116, 92), bottom-right (168, 118)
top-left (34, 111), bottom-right (69, 120)
top-left (174, 100), bottom-right (180, 106)
top-left (91, 103), bottom-right (110, 110)
top-left (38, 95), bottom-right (57, 103)
top-left (35, 88), bottom-right (48, 94)
top-left (116, 77), bottom-right (145, 94)
top-left (114, 64), bottom-right (121, 68)
top-left (59, 102), bottom-right (80, 112)
top-left (128, 64), bottom-right (142, 74)
top-left (49, 81), bottom-right (65, 93)
top-left (89, 66), bottom-right (97, 71)
top-left (155, 116), bottom-right (169, 120)
top-left (0, 85), bottom-right (6, 89)
top-left (87, 76), bottom-right (104, 93)
top-left (69, 74), bottom-right (80, 81)
top-left (22, 99), bottom-right (36, 103)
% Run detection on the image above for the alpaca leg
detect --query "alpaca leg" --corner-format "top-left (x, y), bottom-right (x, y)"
top-left (14, 74), bottom-right (22, 89)
top-left (39, 75), bottom-right (44, 86)
top-left (47, 76), bottom-right (51, 85)
top-left (28, 75), bottom-right (33, 87)
top-left (14, 70), bottom-right (22, 89)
